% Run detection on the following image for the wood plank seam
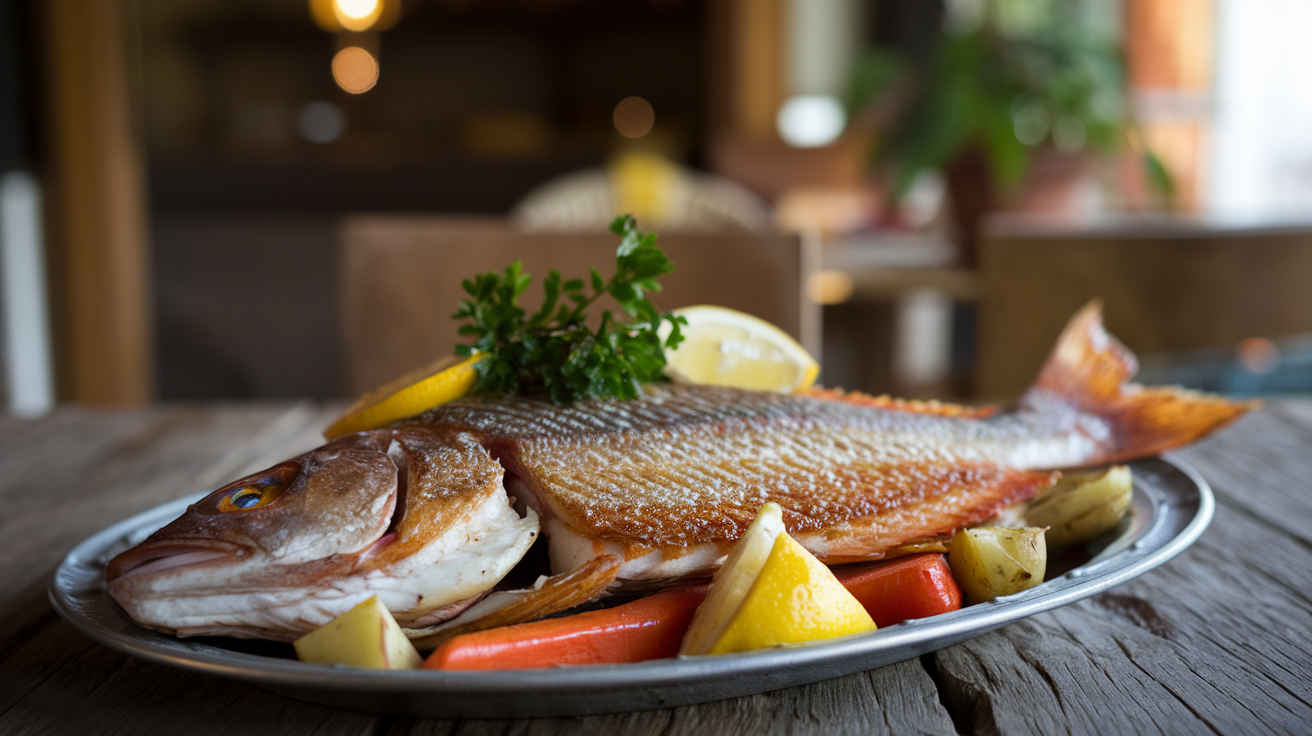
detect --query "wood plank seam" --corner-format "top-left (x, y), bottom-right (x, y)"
top-left (1107, 638), bottom-right (1227, 736)
top-left (915, 653), bottom-right (970, 735)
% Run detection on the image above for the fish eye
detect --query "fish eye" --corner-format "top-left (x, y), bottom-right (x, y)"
top-left (218, 483), bottom-right (285, 512)
top-left (212, 462), bottom-right (299, 513)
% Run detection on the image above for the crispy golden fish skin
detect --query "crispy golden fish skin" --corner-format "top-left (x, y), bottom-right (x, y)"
top-left (418, 388), bottom-right (1055, 575)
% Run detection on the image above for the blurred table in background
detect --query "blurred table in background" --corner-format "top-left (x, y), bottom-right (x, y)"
top-left (817, 230), bottom-right (978, 399)
top-left (978, 215), bottom-right (1312, 400)
top-left (2, 401), bottom-right (1310, 733)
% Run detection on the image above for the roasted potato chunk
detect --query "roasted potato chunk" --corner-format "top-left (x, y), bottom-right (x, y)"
top-left (947, 527), bottom-right (1047, 604)
top-left (294, 595), bottom-right (422, 669)
top-left (1026, 466), bottom-right (1133, 550)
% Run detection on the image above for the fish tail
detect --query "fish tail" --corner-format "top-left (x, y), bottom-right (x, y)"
top-left (1022, 300), bottom-right (1257, 464)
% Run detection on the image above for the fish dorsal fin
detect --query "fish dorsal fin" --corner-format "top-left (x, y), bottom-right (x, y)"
top-left (806, 387), bottom-right (997, 418)
top-left (1030, 300), bottom-right (1137, 405)
top-left (1022, 300), bottom-right (1256, 463)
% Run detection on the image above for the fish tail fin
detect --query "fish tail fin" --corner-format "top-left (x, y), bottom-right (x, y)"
top-left (1022, 301), bottom-right (1257, 463)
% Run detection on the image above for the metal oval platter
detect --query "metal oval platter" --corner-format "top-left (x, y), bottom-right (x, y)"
top-left (51, 455), bottom-right (1211, 719)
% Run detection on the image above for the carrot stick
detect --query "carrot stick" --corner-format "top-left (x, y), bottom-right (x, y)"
top-left (831, 553), bottom-right (962, 627)
top-left (423, 584), bottom-right (708, 671)
top-left (424, 553), bottom-right (961, 670)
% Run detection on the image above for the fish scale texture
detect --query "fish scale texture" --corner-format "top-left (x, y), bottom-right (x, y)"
top-left (411, 385), bottom-right (1087, 549)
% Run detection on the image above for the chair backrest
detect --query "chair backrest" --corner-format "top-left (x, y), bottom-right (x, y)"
top-left (339, 216), bottom-right (813, 395)
top-left (976, 218), bottom-right (1312, 399)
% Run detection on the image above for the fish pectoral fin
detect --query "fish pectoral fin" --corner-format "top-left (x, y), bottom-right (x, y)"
top-left (403, 553), bottom-right (622, 651)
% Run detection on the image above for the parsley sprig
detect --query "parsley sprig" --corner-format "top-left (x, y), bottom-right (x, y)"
top-left (454, 215), bottom-right (686, 403)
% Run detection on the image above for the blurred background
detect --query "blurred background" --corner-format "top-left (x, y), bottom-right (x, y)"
top-left (2, 0), bottom-right (1311, 413)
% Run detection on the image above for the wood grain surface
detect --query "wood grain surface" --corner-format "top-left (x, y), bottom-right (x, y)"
top-left (2, 401), bottom-right (1309, 735)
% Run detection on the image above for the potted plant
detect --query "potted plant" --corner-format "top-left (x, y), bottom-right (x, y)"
top-left (849, 11), bottom-right (1172, 265)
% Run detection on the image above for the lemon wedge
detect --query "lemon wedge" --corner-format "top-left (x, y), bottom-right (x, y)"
top-left (680, 503), bottom-right (876, 656)
top-left (680, 501), bottom-right (787, 655)
top-left (325, 354), bottom-right (482, 439)
top-left (660, 305), bottom-right (819, 393)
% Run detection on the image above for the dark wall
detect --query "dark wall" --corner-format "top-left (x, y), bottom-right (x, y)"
top-left (152, 214), bottom-right (343, 400)
top-left (146, 0), bottom-right (710, 400)
top-left (0, 0), bottom-right (35, 170)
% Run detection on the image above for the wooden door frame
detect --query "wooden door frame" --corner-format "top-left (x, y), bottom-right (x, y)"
top-left (40, 0), bottom-right (153, 405)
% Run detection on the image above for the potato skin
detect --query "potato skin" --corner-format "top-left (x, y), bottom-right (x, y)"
top-left (294, 595), bottom-right (422, 669)
top-left (947, 527), bottom-right (1047, 604)
top-left (1026, 466), bottom-right (1132, 550)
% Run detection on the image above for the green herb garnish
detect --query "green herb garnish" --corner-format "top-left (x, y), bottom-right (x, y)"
top-left (453, 215), bottom-right (686, 403)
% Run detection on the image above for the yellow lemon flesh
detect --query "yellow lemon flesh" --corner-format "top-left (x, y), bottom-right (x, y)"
top-left (681, 502), bottom-right (876, 656)
top-left (660, 305), bottom-right (819, 393)
top-left (325, 354), bottom-right (481, 439)
top-left (680, 502), bottom-right (787, 655)
top-left (708, 534), bottom-right (877, 654)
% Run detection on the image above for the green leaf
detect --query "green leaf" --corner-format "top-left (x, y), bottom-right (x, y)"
top-left (609, 214), bottom-right (635, 236)
top-left (1141, 149), bottom-right (1176, 208)
top-left (453, 215), bottom-right (682, 403)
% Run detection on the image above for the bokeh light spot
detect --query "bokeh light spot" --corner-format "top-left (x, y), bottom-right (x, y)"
top-left (298, 101), bottom-right (345, 143)
top-left (332, 47), bottom-right (379, 94)
top-left (777, 95), bottom-right (845, 148)
top-left (1053, 115), bottom-right (1087, 152)
top-left (1237, 337), bottom-right (1280, 374)
top-left (1012, 103), bottom-right (1050, 146)
top-left (613, 96), bottom-right (655, 138)
top-left (807, 270), bottom-right (855, 305)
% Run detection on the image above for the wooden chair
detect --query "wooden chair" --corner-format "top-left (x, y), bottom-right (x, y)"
top-left (976, 217), bottom-right (1312, 399)
top-left (339, 216), bottom-right (815, 395)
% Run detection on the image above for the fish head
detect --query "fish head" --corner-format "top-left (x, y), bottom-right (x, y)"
top-left (104, 428), bottom-right (541, 640)
top-left (107, 432), bottom-right (399, 581)
top-left (104, 432), bottom-right (402, 634)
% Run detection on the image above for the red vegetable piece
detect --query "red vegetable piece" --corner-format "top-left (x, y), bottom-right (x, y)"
top-left (423, 584), bottom-right (708, 670)
top-left (831, 553), bottom-right (962, 627)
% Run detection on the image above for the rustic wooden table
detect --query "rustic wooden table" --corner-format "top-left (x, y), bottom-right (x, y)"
top-left (3, 401), bottom-right (1310, 734)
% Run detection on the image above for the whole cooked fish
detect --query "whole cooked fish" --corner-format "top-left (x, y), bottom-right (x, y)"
top-left (106, 304), bottom-right (1251, 642)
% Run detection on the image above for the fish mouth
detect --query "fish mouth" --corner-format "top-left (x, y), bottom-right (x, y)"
top-left (106, 538), bottom-right (248, 583)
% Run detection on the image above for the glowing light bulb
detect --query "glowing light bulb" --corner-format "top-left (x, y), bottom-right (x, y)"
top-left (331, 0), bottom-right (382, 31)
top-left (336, 0), bottom-right (377, 19)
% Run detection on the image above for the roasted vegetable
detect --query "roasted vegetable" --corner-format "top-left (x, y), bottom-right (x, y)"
top-left (832, 553), bottom-right (962, 626)
top-left (947, 527), bottom-right (1047, 604)
top-left (294, 595), bottom-right (422, 669)
top-left (424, 584), bottom-right (708, 670)
top-left (1025, 466), bottom-right (1132, 550)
